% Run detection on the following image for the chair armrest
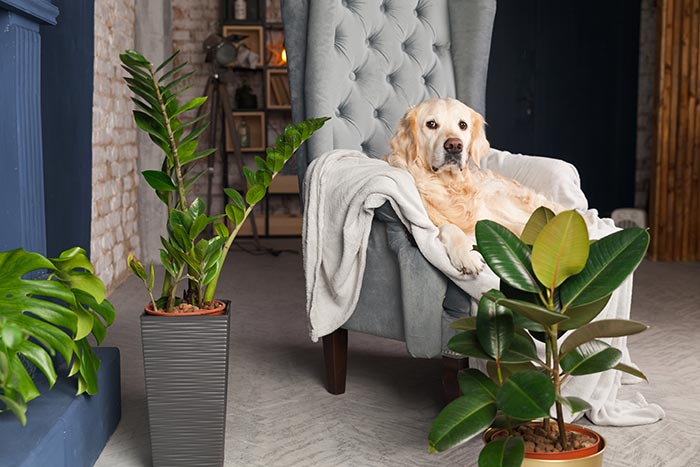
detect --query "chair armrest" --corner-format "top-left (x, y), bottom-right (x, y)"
top-left (482, 148), bottom-right (589, 211)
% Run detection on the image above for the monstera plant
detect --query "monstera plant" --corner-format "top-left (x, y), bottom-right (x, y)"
top-left (0, 247), bottom-right (115, 426)
top-left (428, 207), bottom-right (650, 466)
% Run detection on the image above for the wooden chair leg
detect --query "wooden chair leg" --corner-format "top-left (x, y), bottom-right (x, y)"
top-left (322, 328), bottom-right (348, 395)
top-left (442, 356), bottom-right (468, 403)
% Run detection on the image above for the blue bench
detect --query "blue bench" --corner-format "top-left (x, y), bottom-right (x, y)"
top-left (0, 347), bottom-right (122, 467)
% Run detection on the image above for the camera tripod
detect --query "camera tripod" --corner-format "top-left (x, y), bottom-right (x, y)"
top-left (197, 67), bottom-right (263, 249)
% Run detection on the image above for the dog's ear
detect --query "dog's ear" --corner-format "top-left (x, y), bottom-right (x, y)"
top-left (386, 108), bottom-right (418, 169)
top-left (468, 110), bottom-right (490, 168)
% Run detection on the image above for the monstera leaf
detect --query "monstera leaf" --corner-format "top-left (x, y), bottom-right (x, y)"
top-left (0, 248), bottom-right (114, 426)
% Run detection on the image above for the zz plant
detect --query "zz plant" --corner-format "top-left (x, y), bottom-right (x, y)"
top-left (428, 207), bottom-right (650, 466)
top-left (120, 50), bottom-right (328, 312)
top-left (0, 247), bottom-right (115, 426)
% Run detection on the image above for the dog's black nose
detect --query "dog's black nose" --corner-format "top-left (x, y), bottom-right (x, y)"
top-left (443, 138), bottom-right (463, 154)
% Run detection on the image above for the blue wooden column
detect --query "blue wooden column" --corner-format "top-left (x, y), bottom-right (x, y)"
top-left (0, 0), bottom-right (58, 254)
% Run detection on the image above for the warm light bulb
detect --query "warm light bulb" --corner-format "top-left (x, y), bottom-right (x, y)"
top-left (281, 48), bottom-right (287, 64)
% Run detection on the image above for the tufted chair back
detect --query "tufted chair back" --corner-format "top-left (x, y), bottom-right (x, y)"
top-left (283, 0), bottom-right (497, 179)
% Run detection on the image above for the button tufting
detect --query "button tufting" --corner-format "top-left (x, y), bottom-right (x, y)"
top-left (349, 71), bottom-right (356, 81)
top-left (401, 42), bottom-right (406, 52)
top-left (335, 109), bottom-right (341, 117)
top-left (413, 9), bottom-right (418, 17)
top-left (386, 74), bottom-right (392, 83)
top-left (421, 76), bottom-right (426, 84)
top-left (379, 2), bottom-right (386, 13)
top-left (373, 109), bottom-right (379, 118)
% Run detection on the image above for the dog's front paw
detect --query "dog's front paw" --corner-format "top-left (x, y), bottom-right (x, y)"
top-left (451, 248), bottom-right (485, 276)
top-left (438, 224), bottom-right (485, 276)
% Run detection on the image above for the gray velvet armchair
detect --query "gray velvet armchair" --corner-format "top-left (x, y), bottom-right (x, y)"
top-left (282, 0), bottom-right (497, 400)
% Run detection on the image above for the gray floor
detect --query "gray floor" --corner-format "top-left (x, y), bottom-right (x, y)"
top-left (95, 238), bottom-right (700, 467)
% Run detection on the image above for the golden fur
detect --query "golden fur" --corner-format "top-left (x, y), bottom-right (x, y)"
top-left (386, 98), bottom-right (562, 274)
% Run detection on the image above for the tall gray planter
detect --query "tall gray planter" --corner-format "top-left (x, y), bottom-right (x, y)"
top-left (141, 302), bottom-right (231, 467)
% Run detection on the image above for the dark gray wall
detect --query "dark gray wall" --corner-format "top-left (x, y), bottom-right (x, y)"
top-left (41, 0), bottom-right (94, 256)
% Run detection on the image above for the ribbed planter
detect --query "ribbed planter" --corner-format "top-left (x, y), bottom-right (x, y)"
top-left (141, 301), bottom-right (231, 467)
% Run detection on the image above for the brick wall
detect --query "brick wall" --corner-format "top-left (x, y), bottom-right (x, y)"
top-left (92, 0), bottom-right (139, 292)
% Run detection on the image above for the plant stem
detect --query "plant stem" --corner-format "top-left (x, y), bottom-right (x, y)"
top-left (147, 65), bottom-right (188, 210)
top-left (203, 203), bottom-right (256, 303)
top-left (549, 325), bottom-right (569, 451)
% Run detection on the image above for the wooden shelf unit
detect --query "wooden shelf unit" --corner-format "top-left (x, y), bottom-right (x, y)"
top-left (223, 0), bottom-right (299, 237)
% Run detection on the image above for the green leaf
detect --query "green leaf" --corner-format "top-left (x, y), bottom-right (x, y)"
top-left (120, 49), bottom-right (150, 67)
top-left (478, 437), bottom-right (525, 467)
top-left (476, 292), bottom-right (514, 360)
top-left (224, 188), bottom-right (245, 209)
top-left (560, 319), bottom-right (648, 356)
top-left (496, 371), bottom-right (555, 420)
top-left (613, 362), bottom-right (648, 382)
top-left (448, 330), bottom-right (491, 361)
top-left (556, 395), bottom-right (592, 414)
top-left (458, 368), bottom-right (498, 399)
top-left (243, 167), bottom-right (257, 187)
top-left (225, 204), bottom-right (245, 226)
top-left (181, 148), bottom-right (216, 166)
top-left (531, 210), bottom-right (589, 290)
top-left (520, 206), bottom-right (556, 245)
top-left (142, 170), bottom-right (177, 191)
top-left (1, 323), bottom-right (24, 349)
top-left (559, 294), bottom-right (612, 330)
top-left (177, 139), bottom-right (199, 162)
top-left (560, 228), bottom-right (650, 308)
top-left (214, 222), bottom-right (230, 239)
top-left (158, 61), bottom-right (187, 84)
top-left (475, 220), bottom-right (541, 294)
top-left (428, 393), bottom-right (497, 452)
top-left (560, 339), bottom-right (622, 376)
top-left (246, 184), bottom-right (266, 205)
top-left (127, 254), bottom-right (147, 282)
top-left (500, 332), bottom-right (539, 364)
top-left (449, 317), bottom-right (476, 330)
top-left (17, 340), bottom-right (57, 388)
top-left (0, 395), bottom-right (27, 426)
top-left (256, 170), bottom-right (272, 187)
top-left (486, 361), bottom-right (538, 383)
top-left (133, 111), bottom-right (168, 145)
top-left (266, 148), bottom-right (285, 172)
top-left (255, 156), bottom-right (270, 172)
top-left (497, 298), bottom-right (569, 327)
top-left (172, 96), bottom-right (207, 118)
top-left (154, 49), bottom-right (180, 73)
top-left (179, 122), bottom-right (209, 148)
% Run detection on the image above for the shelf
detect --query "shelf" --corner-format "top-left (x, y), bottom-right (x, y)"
top-left (267, 215), bottom-right (303, 236)
top-left (235, 214), bottom-right (261, 237)
top-left (226, 111), bottom-right (266, 152)
top-left (221, 25), bottom-right (264, 68)
top-left (269, 175), bottom-right (299, 194)
top-left (266, 68), bottom-right (291, 109)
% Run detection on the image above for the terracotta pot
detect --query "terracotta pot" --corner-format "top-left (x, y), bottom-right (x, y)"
top-left (485, 423), bottom-right (606, 467)
top-left (144, 299), bottom-right (226, 316)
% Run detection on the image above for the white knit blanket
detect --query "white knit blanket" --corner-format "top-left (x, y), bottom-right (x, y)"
top-left (303, 148), bottom-right (664, 426)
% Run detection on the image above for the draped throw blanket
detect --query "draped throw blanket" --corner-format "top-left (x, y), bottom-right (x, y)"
top-left (303, 149), bottom-right (664, 426)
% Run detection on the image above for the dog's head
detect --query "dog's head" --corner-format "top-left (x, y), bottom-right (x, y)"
top-left (388, 98), bottom-right (489, 174)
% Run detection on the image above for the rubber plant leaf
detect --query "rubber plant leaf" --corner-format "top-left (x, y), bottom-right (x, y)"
top-left (559, 319), bottom-right (647, 357)
top-left (560, 339), bottom-right (622, 376)
top-left (479, 437), bottom-right (525, 467)
top-left (560, 228), bottom-right (649, 308)
top-left (531, 210), bottom-right (589, 290)
top-left (475, 220), bottom-right (541, 294)
top-left (476, 292), bottom-right (514, 360)
top-left (428, 392), bottom-right (497, 453)
top-left (520, 206), bottom-right (556, 245)
top-left (496, 370), bottom-right (555, 420)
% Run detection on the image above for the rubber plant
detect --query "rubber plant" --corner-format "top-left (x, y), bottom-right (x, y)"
top-left (0, 247), bottom-right (115, 426)
top-left (428, 207), bottom-right (650, 466)
top-left (119, 49), bottom-right (328, 312)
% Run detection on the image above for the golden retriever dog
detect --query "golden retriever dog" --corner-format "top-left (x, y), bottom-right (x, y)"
top-left (386, 98), bottom-right (563, 275)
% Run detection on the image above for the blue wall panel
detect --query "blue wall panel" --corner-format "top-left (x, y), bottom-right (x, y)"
top-left (40, 0), bottom-right (94, 256)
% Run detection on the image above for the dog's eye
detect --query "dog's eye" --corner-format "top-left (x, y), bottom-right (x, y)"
top-left (459, 121), bottom-right (468, 130)
top-left (426, 120), bottom-right (438, 129)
